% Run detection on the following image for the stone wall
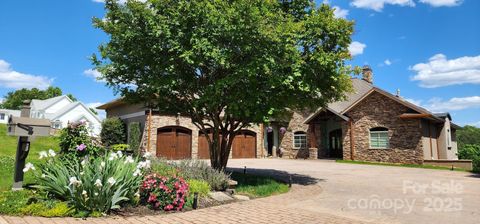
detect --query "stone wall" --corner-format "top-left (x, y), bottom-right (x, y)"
top-left (278, 111), bottom-right (316, 159)
top-left (342, 91), bottom-right (424, 164)
top-left (140, 115), bottom-right (263, 159)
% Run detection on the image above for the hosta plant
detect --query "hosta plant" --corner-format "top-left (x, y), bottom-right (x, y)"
top-left (139, 174), bottom-right (189, 211)
top-left (33, 151), bottom-right (150, 214)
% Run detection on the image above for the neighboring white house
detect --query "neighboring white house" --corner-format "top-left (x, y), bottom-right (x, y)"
top-left (30, 95), bottom-right (102, 135)
top-left (0, 109), bottom-right (20, 124)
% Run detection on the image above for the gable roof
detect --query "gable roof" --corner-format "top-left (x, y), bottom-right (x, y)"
top-left (328, 78), bottom-right (374, 114)
top-left (51, 101), bottom-right (102, 123)
top-left (31, 95), bottom-right (72, 111)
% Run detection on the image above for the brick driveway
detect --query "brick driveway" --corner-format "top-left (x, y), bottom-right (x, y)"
top-left (2, 159), bottom-right (479, 224)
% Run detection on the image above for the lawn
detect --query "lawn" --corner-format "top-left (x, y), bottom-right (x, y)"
top-left (336, 159), bottom-right (469, 172)
top-left (0, 124), bottom-right (59, 191)
top-left (230, 172), bottom-right (289, 198)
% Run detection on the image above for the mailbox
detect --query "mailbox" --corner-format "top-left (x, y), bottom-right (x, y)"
top-left (7, 115), bottom-right (51, 137)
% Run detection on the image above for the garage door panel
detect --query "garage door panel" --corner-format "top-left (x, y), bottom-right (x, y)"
top-left (232, 130), bottom-right (256, 158)
top-left (156, 127), bottom-right (192, 160)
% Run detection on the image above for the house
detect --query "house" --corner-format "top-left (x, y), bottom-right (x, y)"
top-left (30, 95), bottom-right (102, 135)
top-left (0, 109), bottom-right (20, 124)
top-left (97, 67), bottom-right (468, 168)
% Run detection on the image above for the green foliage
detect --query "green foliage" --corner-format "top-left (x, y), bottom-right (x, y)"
top-left (34, 152), bottom-right (146, 214)
top-left (0, 86), bottom-right (76, 110)
top-left (150, 158), bottom-right (177, 177)
top-left (230, 172), bottom-right (289, 198)
top-left (111, 144), bottom-right (130, 151)
top-left (20, 201), bottom-right (73, 217)
top-left (100, 117), bottom-right (126, 147)
top-left (457, 125), bottom-right (480, 149)
top-left (92, 0), bottom-right (355, 170)
top-left (59, 121), bottom-right (101, 157)
top-left (66, 93), bottom-right (78, 102)
top-left (172, 160), bottom-right (230, 191)
top-left (89, 108), bottom-right (99, 115)
top-left (128, 122), bottom-right (141, 154)
top-left (0, 190), bottom-right (72, 217)
top-left (0, 190), bottom-right (34, 215)
top-left (186, 179), bottom-right (210, 198)
top-left (458, 144), bottom-right (480, 173)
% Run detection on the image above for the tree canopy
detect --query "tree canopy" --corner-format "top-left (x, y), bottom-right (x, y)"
top-left (0, 87), bottom-right (77, 110)
top-left (93, 0), bottom-right (356, 170)
top-left (457, 125), bottom-right (480, 149)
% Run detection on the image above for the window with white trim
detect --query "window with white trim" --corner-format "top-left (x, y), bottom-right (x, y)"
top-left (370, 127), bottom-right (389, 149)
top-left (293, 131), bottom-right (307, 148)
top-left (0, 113), bottom-right (5, 120)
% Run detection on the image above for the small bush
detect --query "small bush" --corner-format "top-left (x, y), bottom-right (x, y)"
top-left (101, 117), bottom-right (126, 147)
top-left (111, 144), bottom-right (130, 151)
top-left (59, 121), bottom-right (100, 157)
top-left (128, 122), bottom-right (141, 155)
top-left (139, 174), bottom-right (188, 211)
top-left (172, 160), bottom-right (230, 191)
top-left (187, 179), bottom-right (210, 198)
top-left (34, 151), bottom-right (148, 214)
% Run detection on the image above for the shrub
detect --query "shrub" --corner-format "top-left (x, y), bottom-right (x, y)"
top-left (128, 122), bottom-right (141, 155)
top-left (187, 179), bottom-right (210, 198)
top-left (458, 144), bottom-right (480, 172)
top-left (100, 117), bottom-right (126, 147)
top-left (59, 121), bottom-right (100, 157)
top-left (172, 160), bottom-right (230, 191)
top-left (139, 174), bottom-right (188, 211)
top-left (111, 144), bottom-right (130, 152)
top-left (34, 151), bottom-right (148, 214)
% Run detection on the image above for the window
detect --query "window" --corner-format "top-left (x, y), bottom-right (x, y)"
top-left (370, 127), bottom-right (389, 149)
top-left (293, 131), bottom-right (307, 148)
top-left (0, 113), bottom-right (4, 120)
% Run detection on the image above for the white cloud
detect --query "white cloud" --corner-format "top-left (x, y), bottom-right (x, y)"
top-left (86, 102), bottom-right (106, 120)
top-left (419, 0), bottom-right (463, 7)
top-left (423, 96), bottom-right (480, 112)
top-left (411, 54), bottom-right (480, 88)
top-left (0, 59), bottom-right (52, 90)
top-left (332, 6), bottom-right (349, 18)
top-left (384, 59), bottom-right (392, 66)
top-left (348, 41), bottom-right (367, 56)
top-left (84, 69), bottom-right (106, 83)
top-left (404, 98), bottom-right (422, 106)
top-left (351, 0), bottom-right (415, 11)
top-left (470, 121), bottom-right (480, 128)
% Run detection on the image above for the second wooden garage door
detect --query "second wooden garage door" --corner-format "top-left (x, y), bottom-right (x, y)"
top-left (157, 126), bottom-right (192, 160)
top-left (232, 130), bottom-right (256, 158)
top-left (198, 130), bottom-right (257, 159)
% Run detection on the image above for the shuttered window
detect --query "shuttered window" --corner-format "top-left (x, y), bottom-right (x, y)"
top-left (370, 127), bottom-right (389, 149)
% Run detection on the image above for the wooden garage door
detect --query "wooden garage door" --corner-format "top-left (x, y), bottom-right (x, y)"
top-left (157, 126), bottom-right (192, 160)
top-left (232, 130), bottom-right (256, 158)
top-left (198, 130), bottom-right (223, 159)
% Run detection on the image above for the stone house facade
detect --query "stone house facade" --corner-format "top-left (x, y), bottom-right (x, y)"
top-left (98, 66), bottom-right (465, 166)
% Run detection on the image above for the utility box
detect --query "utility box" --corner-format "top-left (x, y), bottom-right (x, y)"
top-left (7, 116), bottom-right (51, 137)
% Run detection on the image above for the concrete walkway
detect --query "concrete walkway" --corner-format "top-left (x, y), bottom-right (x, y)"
top-left (2, 159), bottom-right (479, 224)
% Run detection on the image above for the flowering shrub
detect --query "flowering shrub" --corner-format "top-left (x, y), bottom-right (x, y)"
top-left (139, 174), bottom-right (189, 211)
top-left (33, 151), bottom-right (151, 214)
top-left (58, 121), bottom-right (102, 157)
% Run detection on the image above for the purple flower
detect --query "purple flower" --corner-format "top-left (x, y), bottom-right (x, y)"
top-left (77, 144), bottom-right (86, 151)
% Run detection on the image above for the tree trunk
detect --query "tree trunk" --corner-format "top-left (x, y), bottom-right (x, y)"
top-left (209, 130), bottom-right (234, 171)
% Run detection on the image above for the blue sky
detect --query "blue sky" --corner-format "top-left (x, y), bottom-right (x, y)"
top-left (0, 0), bottom-right (479, 126)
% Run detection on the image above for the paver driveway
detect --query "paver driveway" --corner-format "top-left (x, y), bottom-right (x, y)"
top-left (227, 159), bottom-right (480, 224)
top-left (2, 159), bottom-right (479, 224)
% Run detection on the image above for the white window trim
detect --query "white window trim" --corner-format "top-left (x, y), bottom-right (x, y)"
top-left (293, 132), bottom-right (307, 149)
top-left (369, 130), bottom-right (389, 149)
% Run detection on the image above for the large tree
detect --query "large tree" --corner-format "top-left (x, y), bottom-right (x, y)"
top-left (93, 0), bottom-right (356, 170)
top-left (0, 86), bottom-right (75, 110)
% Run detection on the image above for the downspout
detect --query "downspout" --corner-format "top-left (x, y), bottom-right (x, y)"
top-left (349, 119), bottom-right (355, 161)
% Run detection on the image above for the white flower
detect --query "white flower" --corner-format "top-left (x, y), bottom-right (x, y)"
top-left (124, 156), bottom-right (134, 164)
top-left (94, 192), bottom-right (99, 196)
top-left (81, 159), bottom-right (87, 166)
top-left (41, 173), bottom-right (46, 178)
top-left (48, 149), bottom-right (56, 157)
top-left (82, 190), bottom-right (88, 196)
top-left (145, 159), bottom-right (151, 169)
top-left (116, 150), bottom-right (123, 157)
top-left (133, 169), bottom-right (142, 177)
top-left (23, 163), bottom-right (35, 173)
top-left (69, 177), bottom-right (82, 186)
top-left (108, 152), bottom-right (118, 161)
top-left (100, 161), bottom-right (106, 168)
top-left (143, 152), bottom-right (152, 158)
top-left (134, 192), bottom-right (140, 198)
top-left (38, 151), bottom-right (48, 159)
top-left (107, 177), bottom-right (116, 186)
top-left (80, 171), bottom-right (84, 176)
top-left (94, 179), bottom-right (103, 188)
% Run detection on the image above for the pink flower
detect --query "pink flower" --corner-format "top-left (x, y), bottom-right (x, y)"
top-left (76, 144), bottom-right (86, 151)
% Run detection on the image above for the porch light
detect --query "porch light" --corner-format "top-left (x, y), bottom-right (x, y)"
top-left (267, 126), bottom-right (273, 132)
top-left (279, 127), bottom-right (287, 135)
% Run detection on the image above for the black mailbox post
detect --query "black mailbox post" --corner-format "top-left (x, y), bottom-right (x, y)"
top-left (7, 100), bottom-right (51, 190)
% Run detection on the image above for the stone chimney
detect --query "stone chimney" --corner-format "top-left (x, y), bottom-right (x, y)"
top-left (362, 65), bottom-right (373, 84)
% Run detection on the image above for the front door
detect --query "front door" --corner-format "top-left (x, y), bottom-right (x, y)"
top-left (329, 129), bottom-right (343, 158)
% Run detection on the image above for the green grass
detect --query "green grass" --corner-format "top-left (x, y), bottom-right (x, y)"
top-left (230, 172), bottom-right (289, 198)
top-left (0, 124), bottom-right (60, 191)
top-left (336, 159), bottom-right (468, 172)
